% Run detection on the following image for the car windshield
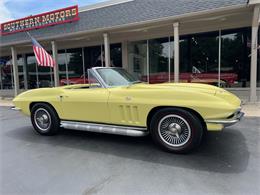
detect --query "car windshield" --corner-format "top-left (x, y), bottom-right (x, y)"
top-left (96, 68), bottom-right (141, 87)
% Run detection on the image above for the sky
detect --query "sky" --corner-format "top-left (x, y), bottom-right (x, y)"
top-left (0, 0), bottom-right (108, 23)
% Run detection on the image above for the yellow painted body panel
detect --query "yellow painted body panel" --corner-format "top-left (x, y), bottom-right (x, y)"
top-left (206, 123), bottom-right (224, 131)
top-left (60, 88), bottom-right (110, 123)
top-left (13, 82), bottom-right (241, 131)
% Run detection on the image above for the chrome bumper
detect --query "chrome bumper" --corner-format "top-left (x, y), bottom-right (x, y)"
top-left (205, 111), bottom-right (244, 127)
top-left (11, 106), bottom-right (21, 111)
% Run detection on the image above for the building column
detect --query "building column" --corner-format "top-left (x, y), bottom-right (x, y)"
top-left (22, 54), bottom-right (28, 90)
top-left (122, 41), bottom-right (128, 70)
top-left (173, 22), bottom-right (180, 82)
top-left (11, 46), bottom-right (19, 96)
top-left (103, 33), bottom-right (110, 67)
top-left (51, 41), bottom-right (59, 87)
top-left (250, 5), bottom-right (260, 102)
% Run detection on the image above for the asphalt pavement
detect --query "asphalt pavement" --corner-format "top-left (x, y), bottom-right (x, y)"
top-left (0, 106), bottom-right (259, 195)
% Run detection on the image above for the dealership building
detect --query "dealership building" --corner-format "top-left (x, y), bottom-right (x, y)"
top-left (0, 0), bottom-right (260, 102)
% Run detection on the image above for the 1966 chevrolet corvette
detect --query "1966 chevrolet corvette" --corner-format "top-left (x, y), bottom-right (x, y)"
top-left (13, 67), bottom-right (244, 153)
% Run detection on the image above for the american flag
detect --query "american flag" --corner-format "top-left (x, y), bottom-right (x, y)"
top-left (27, 32), bottom-right (55, 67)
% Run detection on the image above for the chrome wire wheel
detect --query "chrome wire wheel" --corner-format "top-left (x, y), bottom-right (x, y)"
top-left (34, 108), bottom-right (51, 131)
top-left (158, 114), bottom-right (191, 147)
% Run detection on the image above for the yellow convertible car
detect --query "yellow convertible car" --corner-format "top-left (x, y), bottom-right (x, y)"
top-left (13, 67), bottom-right (244, 153)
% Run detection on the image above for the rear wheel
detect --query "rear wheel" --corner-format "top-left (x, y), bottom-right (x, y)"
top-left (150, 108), bottom-right (203, 153)
top-left (31, 103), bottom-right (60, 136)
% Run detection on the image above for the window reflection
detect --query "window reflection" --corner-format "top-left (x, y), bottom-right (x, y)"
top-left (66, 48), bottom-right (84, 84)
top-left (38, 51), bottom-right (54, 88)
top-left (84, 45), bottom-right (104, 70)
top-left (221, 28), bottom-right (251, 87)
top-left (149, 38), bottom-right (169, 83)
top-left (179, 32), bottom-right (220, 86)
top-left (110, 43), bottom-right (122, 67)
top-left (179, 38), bottom-right (189, 75)
top-left (0, 56), bottom-right (13, 89)
top-left (26, 54), bottom-right (37, 89)
top-left (17, 55), bottom-right (25, 89)
top-left (58, 50), bottom-right (67, 84)
top-left (37, 66), bottom-right (54, 88)
top-left (26, 54), bottom-right (53, 88)
top-left (59, 44), bottom-right (122, 86)
top-left (169, 37), bottom-right (174, 81)
top-left (128, 40), bottom-right (148, 82)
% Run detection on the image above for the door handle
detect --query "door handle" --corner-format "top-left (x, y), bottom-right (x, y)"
top-left (59, 95), bottom-right (69, 101)
top-left (60, 95), bottom-right (68, 98)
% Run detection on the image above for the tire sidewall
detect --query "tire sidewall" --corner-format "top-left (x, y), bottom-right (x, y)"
top-left (150, 108), bottom-right (203, 153)
top-left (31, 103), bottom-right (60, 135)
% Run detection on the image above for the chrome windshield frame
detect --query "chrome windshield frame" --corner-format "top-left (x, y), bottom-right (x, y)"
top-left (87, 68), bottom-right (108, 88)
top-left (89, 67), bottom-right (137, 88)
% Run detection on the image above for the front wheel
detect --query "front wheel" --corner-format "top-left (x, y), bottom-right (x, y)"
top-left (31, 103), bottom-right (60, 136)
top-left (150, 108), bottom-right (203, 153)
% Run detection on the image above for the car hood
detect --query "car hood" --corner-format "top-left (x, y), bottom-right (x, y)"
top-left (130, 82), bottom-right (219, 94)
top-left (129, 82), bottom-right (241, 107)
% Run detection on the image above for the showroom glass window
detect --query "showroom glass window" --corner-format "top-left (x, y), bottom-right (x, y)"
top-left (128, 40), bottom-right (148, 82)
top-left (17, 55), bottom-right (25, 89)
top-left (149, 37), bottom-right (170, 83)
top-left (38, 51), bottom-right (54, 88)
top-left (26, 54), bottom-right (37, 89)
top-left (179, 32), bottom-right (219, 86)
top-left (110, 43), bottom-right (122, 67)
top-left (169, 37), bottom-right (174, 81)
top-left (221, 28), bottom-right (251, 88)
top-left (66, 48), bottom-right (84, 80)
top-left (58, 50), bottom-right (68, 82)
top-left (84, 43), bottom-right (122, 70)
top-left (0, 56), bottom-right (13, 89)
top-left (26, 54), bottom-right (54, 89)
top-left (178, 36), bottom-right (189, 77)
top-left (84, 45), bottom-right (104, 70)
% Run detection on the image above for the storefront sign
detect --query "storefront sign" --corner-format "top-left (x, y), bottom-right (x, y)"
top-left (1, 5), bottom-right (79, 35)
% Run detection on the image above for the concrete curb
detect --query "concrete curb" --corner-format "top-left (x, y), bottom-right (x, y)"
top-left (0, 100), bottom-right (14, 107)
top-left (0, 96), bottom-right (13, 107)
top-left (241, 103), bottom-right (260, 117)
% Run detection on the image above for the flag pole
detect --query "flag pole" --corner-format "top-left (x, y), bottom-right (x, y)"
top-left (27, 32), bottom-right (39, 88)
top-left (26, 31), bottom-right (56, 88)
top-left (26, 32), bottom-right (32, 39)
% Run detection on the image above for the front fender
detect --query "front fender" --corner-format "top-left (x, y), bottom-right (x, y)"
top-left (13, 88), bottom-right (64, 117)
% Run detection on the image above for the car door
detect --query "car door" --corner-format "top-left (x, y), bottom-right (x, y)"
top-left (60, 87), bottom-right (110, 124)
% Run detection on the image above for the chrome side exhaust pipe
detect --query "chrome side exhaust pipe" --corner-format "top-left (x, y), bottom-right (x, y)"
top-left (11, 106), bottom-right (21, 111)
top-left (60, 121), bottom-right (149, 137)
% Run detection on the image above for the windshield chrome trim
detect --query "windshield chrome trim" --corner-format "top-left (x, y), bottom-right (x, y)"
top-left (88, 69), bottom-right (107, 88)
top-left (91, 67), bottom-right (137, 88)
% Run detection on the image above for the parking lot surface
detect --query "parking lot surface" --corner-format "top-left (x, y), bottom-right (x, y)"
top-left (0, 106), bottom-right (259, 195)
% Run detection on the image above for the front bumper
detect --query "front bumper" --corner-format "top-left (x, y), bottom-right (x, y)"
top-left (205, 110), bottom-right (244, 128)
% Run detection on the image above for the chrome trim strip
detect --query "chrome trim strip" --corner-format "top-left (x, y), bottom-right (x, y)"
top-left (87, 69), bottom-right (107, 88)
top-left (11, 106), bottom-right (21, 111)
top-left (91, 67), bottom-right (112, 88)
top-left (205, 112), bottom-right (244, 127)
top-left (60, 121), bottom-right (148, 137)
